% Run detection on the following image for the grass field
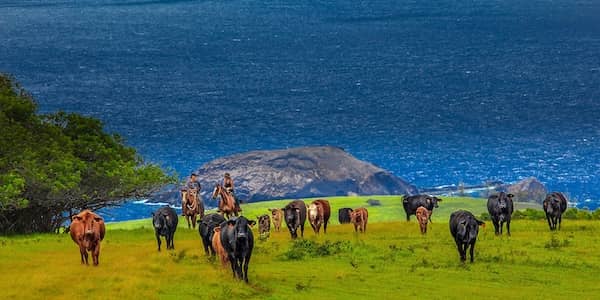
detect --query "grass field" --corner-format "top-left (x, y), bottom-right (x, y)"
top-left (1, 196), bottom-right (598, 300)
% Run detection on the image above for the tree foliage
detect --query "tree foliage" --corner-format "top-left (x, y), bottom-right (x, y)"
top-left (0, 73), bottom-right (175, 233)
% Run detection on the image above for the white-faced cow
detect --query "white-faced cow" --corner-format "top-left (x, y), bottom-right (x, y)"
top-left (487, 192), bottom-right (514, 236)
top-left (402, 195), bottom-right (442, 221)
top-left (69, 210), bottom-right (105, 266)
top-left (152, 206), bottom-right (178, 251)
top-left (283, 200), bottom-right (307, 239)
top-left (307, 199), bottom-right (331, 234)
top-left (449, 210), bottom-right (485, 263)
top-left (199, 213), bottom-right (226, 256)
top-left (543, 192), bottom-right (568, 230)
top-left (219, 216), bottom-right (256, 283)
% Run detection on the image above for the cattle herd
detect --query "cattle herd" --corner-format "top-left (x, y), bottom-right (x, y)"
top-left (68, 191), bottom-right (571, 282)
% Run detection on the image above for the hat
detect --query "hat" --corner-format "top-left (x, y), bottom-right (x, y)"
top-left (191, 171), bottom-right (198, 176)
top-left (224, 173), bottom-right (230, 177)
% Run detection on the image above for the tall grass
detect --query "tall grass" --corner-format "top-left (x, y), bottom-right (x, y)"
top-left (1, 196), bottom-right (597, 300)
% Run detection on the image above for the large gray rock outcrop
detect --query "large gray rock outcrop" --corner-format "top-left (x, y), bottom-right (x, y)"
top-left (151, 146), bottom-right (417, 205)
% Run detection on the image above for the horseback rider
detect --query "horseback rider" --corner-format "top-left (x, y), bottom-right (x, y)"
top-left (181, 172), bottom-right (201, 215)
top-left (223, 173), bottom-right (241, 211)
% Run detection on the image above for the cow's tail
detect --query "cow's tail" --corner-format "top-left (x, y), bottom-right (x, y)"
top-left (476, 219), bottom-right (485, 227)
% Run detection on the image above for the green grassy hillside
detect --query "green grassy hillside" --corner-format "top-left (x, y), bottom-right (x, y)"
top-left (2, 196), bottom-right (598, 300)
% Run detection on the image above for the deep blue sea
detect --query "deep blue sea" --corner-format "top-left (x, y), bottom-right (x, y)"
top-left (1, 0), bottom-right (599, 220)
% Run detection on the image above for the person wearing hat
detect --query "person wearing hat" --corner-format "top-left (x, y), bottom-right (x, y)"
top-left (181, 172), bottom-right (202, 216)
top-left (223, 173), bottom-right (241, 211)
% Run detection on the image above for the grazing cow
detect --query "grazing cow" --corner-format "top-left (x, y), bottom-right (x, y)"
top-left (199, 213), bottom-right (226, 256)
top-left (212, 227), bottom-right (229, 267)
top-left (283, 200), bottom-right (307, 239)
top-left (307, 199), bottom-right (331, 234)
top-left (152, 206), bottom-right (178, 251)
top-left (449, 210), bottom-right (485, 263)
top-left (338, 208), bottom-right (353, 224)
top-left (416, 206), bottom-right (430, 234)
top-left (487, 192), bottom-right (514, 236)
top-left (268, 208), bottom-right (283, 232)
top-left (349, 207), bottom-right (368, 233)
top-left (257, 214), bottom-right (270, 238)
top-left (543, 192), bottom-right (568, 231)
top-left (219, 216), bottom-right (256, 283)
top-left (69, 210), bottom-right (105, 266)
top-left (402, 195), bottom-right (442, 221)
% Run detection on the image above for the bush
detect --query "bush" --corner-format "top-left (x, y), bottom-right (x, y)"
top-left (281, 240), bottom-right (352, 260)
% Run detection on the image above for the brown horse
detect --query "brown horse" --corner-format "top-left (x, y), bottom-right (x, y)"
top-left (183, 188), bottom-right (204, 229)
top-left (211, 183), bottom-right (240, 219)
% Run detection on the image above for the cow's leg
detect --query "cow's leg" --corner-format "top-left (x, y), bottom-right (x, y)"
top-left (493, 219), bottom-right (500, 235)
top-left (406, 213), bottom-right (410, 222)
top-left (170, 232), bottom-right (175, 250)
top-left (354, 223), bottom-right (358, 233)
top-left (243, 253), bottom-right (251, 283)
top-left (323, 220), bottom-right (328, 234)
top-left (545, 214), bottom-right (553, 230)
top-left (506, 220), bottom-right (511, 236)
top-left (557, 214), bottom-right (562, 230)
top-left (93, 243), bottom-right (101, 266)
top-left (186, 216), bottom-right (191, 229)
top-left (192, 215), bottom-right (197, 229)
top-left (310, 222), bottom-right (317, 234)
top-left (363, 221), bottom-right (367, 233)
top-left (499, 220), bottom-right (504, 235)
top-left (79, 244), bottom-right (87, 264)
top-left (300, 223), bottom-right (304, 237)
top-left (456, 241), bottom-right (466, 262)
top-left (469, 241), bottom-right (476, 263)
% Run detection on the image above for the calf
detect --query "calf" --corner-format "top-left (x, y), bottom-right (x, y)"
top-left (268, 208), bottom-right (283, 232)
top-left (402, 195), bottom-right (442, 221)
top-left (199, 213), bottom-right (226, 256)
top-left (69, 210), bottom-right (105, 266)
top-left (307, 199), bottom-right (331, 234)
top-left (212, 227), bottom-right (229, 267)
top-left (152, 206), bottom-right (178, 251)
top-left (543, 192), bottom-right (568, 230)
top-left (257, 214), bottom-right (270, 238)
top-left (338, 208), bottom-right (353, 224)
top-left (449, 210), bottom-right (485, 263)
top-left (416, 206), bottom-right (429, 234)
top-left (350, 207), bottom-right (368, 233)
top-left (219, 216), bottom-right (256, 283)
top-left (487, 192), bottom-right (514, 236)
top-left (283, 200), bottom-right (307, 239)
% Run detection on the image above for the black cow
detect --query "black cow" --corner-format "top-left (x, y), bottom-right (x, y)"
top-left (219, 216), bottom-right (256, 283)
top-left (152, 206), bottom-right (178, 251)
top-left (402, 195), bottom-right (442, 221)
top-left (543, 192), bottom-right (568, 230)
top-left (199, 213), bottom-right (226, 256)
top-left (487, 192), bottom-right (514, 236)
top-left (283, 200), bottom-right (307, 239)
top-left (338, 208), bottom-right (353, 224)
top-left (449, 210), bottom-right (485, 263)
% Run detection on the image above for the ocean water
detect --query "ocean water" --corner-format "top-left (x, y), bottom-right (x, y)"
top-left (1, 0), bottom-right (600, 220)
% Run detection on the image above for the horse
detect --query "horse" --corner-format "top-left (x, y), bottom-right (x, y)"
top-left (211, 183), bottom-right (240, 219)
top-left (183, 188), bottom-right (204, 229)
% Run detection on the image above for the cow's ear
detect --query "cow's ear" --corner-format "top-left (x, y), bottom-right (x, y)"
top-left (507, 194), bottom-right (514, 198)
top-left (267, 208), bottom-right (272, 212)
top-left (436, 197), bottom-right (442, 202)
top-left (227, 219), bottom-right (236, 226)
top-left (71, 215), bottom-right (82, 222)
top-left (248, 220), bottom-right (256, 227)
top-left (151, 212), bottom-right (155, 216)
top-left (426, 198), bottom-right (431, 204)
top-left (94, 217), bottom-right (103, 222)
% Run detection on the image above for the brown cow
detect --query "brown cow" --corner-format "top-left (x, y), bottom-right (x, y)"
top-left (69, 210), bottom-right (105, 266)
top-left (268, 208), bottom-right (283, 232)
top-left (307, 199), bottom-right (331, 234)
top-left (212, 227), bottom-right (229, 267)
top-left (349, 207), bottom-right (368, 233)
top-left (416, 206), bottom-right (430, 234)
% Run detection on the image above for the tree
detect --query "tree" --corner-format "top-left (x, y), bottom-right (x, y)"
top-left (0, 73), bottom-right (175, 233)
